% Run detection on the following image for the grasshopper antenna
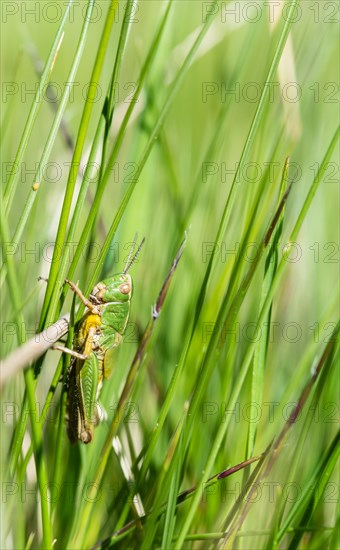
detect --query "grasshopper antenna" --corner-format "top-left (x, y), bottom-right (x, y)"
top-left (123, 233), bottom-right (138, 273)
top-left (124, 237), bottom-right (145, 274)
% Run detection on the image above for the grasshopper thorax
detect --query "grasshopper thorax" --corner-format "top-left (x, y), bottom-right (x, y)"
top-left (90, 273), bottom-right (132, 306)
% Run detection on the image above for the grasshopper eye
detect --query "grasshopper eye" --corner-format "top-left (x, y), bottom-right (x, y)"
top-left (119, 283), bottom-right (130, 295)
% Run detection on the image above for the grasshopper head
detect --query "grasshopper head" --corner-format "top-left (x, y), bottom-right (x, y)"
top-left (90, 274), bottom-right (132, 304)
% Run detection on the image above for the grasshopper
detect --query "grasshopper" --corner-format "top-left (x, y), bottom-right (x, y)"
top-left (55, 238), bottom-right (144, 444)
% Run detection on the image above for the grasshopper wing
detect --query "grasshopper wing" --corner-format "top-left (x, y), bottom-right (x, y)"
top-left (78, 352), bottom-right (99, 444)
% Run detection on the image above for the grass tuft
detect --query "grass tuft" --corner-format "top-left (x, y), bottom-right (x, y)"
top-left (1, 1), bottom-right (338, 549)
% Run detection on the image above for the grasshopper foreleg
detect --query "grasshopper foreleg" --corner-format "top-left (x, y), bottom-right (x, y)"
top-left (65, 279), bottom-right (100, 314)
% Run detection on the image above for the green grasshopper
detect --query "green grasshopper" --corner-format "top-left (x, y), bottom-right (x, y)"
top-left (55, 238), bottom-right (144, 444)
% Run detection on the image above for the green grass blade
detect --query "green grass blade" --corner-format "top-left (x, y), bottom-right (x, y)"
top-left (3, 0), bottom-right (74, 213)
top-left (246, 158), bottom-right (289, 459)
top-left (192, 0), bottom-right (301, 328)
top-left (45, 0), bottom-right (173, 327)
top-left (7, 0), bottom-right (96, 257)
top-left (278, 400), bottom-right (340, 546)
top-left (77, 0), bottom-right (219, 306)
top-left (39, 0), bottom-right (119, 329)
top-left (174, 184), bottom-right (293, 548)
top-left (1, 204), bottom-right (52, 548)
